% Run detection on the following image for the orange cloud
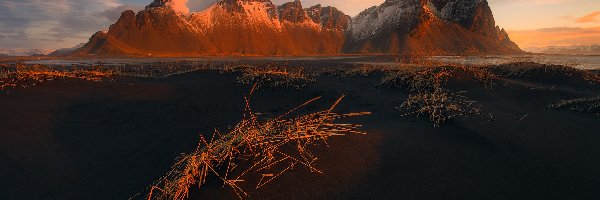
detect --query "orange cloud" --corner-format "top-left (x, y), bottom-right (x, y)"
top-left (576, 11), bottom-right (600, 23)
top-left (507, 26), bottom-right (600, 48)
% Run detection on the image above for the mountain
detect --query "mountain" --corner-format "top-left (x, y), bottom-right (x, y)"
top-left (26, 49), bottom-right (50, 56)
top-left (49, 43), bottom-right (86, 56)
top-left (344, 0), bottom-right (521, 54)
top-left (0, 48), bottom-right (52, 56)
top-left (76, 0), bottom-right (349, 56)
top-left (0, 49), bottom-right (17, 57)
top-left (525, 45), bottom-right (600, 55)
top-left (75, 0), bottom-right (521, 56)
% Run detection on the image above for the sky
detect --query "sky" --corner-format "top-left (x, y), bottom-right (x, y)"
top-left (0, 0), bottom-right (599, 52)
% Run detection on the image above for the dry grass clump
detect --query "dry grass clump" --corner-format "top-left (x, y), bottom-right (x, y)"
top-left (549, 96), bottom-right (600, 117)
top-left (380, 65), bottom-right (499, 90)
top-left (486, 62), bottom-right (600, 85)
top-left (398, 89), bottom-right (493, 127)
top-left (381, 65), bottom-right (494, 127)
top-left (379, 66), bottom-right (447, 92)
top-left (332, 56), bottom-right (456, 78)
top-left (236, 66), bottom-right (315, 89)
top-left (0, 64), bottom-right (113, 90)
top-left (137, 89), bottom-right (370, 200)
top-left (451, 65), bottom-right (500, 89)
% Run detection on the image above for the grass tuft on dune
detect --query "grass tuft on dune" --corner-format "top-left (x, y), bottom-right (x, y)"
top-left (380, 65), bottom-right (495, 127)
top-left (234, 65), bottom-right (314, 89)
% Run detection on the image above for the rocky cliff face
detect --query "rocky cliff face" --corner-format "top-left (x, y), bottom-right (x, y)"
top-left (77, 0), bottom-right (348, 55)
top-left (278, 0), bottom-right (309, 23)
top-left (305, 4), bottom-right (351, 30)
top-left (76, 0), bottom-right (521, 56)
top-left (343, 0), bottom-right (521, 55)
top-left (431, 0), bottom-right (519, 48)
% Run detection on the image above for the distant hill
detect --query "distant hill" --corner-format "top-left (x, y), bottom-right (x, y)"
top-left (75, 0), bottom-right (522, 56)
top-left (526, 45), bottom-right (600, 55)
top-left (49, 43), bottom-right (86, 56)
top-left (0, 48), bottom-right (51, 56)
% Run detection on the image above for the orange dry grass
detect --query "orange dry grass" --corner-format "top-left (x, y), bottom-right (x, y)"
top-left (398, 89), bottom-right (493, 127)
top-left (138, 87), bottom-right (370, 200)
top-left (380, 64), bottom-right (499, 90)
top-left (0, 64), bottom-right (113, 90)
top-left (236, 66), bottom-right (315, 89)
top-left (380, 66), bottom-right (449, 92)
top-left (382, 65), bottom-right (494, 127)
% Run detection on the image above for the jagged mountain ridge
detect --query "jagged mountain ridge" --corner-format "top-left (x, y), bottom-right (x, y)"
top-left (77, 0), bottom-right (349, 55)
top-left (76, 0), bottom-right (521, 56)
top-left (344, 0), bottom-right (521, 54)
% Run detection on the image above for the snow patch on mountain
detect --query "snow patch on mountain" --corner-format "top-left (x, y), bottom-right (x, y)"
top-left (349, 0), bottom-right (420, 41)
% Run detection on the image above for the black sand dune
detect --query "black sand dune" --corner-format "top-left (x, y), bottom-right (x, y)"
top-left (1, 62), bottom-right (600, 200)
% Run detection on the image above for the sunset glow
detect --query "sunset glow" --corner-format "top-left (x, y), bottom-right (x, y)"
top-left (489, 0), bottom-right (600, 49)
top-left (508, 26), bottom-right (600, 50)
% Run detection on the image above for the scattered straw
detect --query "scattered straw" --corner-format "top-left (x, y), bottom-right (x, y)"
top-left (136, 88), bottom-right (370, 200)
top-left (383, 66), bottom-right (495, 127)
top-left (236, 66), bottom-right (315, 89)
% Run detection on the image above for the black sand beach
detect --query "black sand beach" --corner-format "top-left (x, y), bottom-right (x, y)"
top-left (1, 61), bottom-right (600, 200)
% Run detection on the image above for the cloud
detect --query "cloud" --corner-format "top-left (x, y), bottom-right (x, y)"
top-left (576, 11), bottom-right (600, 23)
top-left (98, 4), bottom-right (145, 21)
top-left (507, 26), bottom-right (600, 48)
top-left (187, 0), bottom-right (217, 12)
top-left (561, 15), bottom-right (573, 20)
top-left (534, 27), bottom-right (600, 33)
top-left (489, 0), bottom-right (578, 6)
top-left (0, 0), bottom-right (146, 50)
